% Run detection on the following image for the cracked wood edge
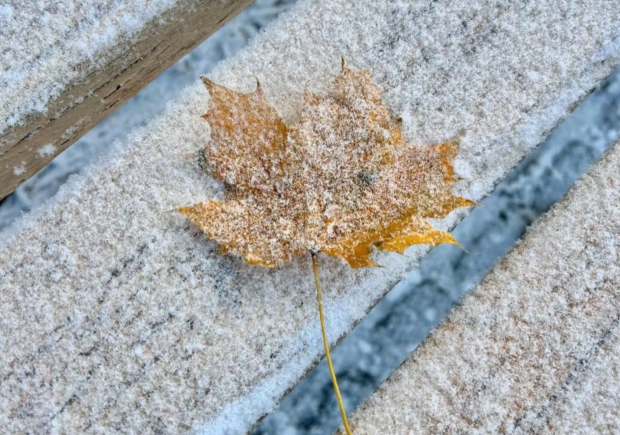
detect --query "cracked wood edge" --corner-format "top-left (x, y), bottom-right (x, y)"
top-left (0, 0), bottom-right (254, 201)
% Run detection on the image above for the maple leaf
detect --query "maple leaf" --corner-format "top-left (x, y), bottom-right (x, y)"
top-left (179, 62), bottom-right (476, 435)
top-left (180, 63), bottom-right (474, 268)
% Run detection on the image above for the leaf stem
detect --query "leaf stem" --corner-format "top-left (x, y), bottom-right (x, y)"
top-left (311, 252), bottom-right (353, 435)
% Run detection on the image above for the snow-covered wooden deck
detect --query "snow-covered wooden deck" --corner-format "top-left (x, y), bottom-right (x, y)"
top-left (1, 0), bottom-right (620, 434)
top-left (347, 140), bottom-right (620, 434)
top-left (0, 0), bottom-right (252, 200)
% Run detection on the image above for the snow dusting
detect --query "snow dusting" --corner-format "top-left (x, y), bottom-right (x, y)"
top-left (12, 163), bottom-right (25, 176)
top-left (0, 0), bottom-right (619, 434)
top-left (350, 141), bottom-right (620, 434)
top-left (37, 143), bottom-right (57, 158)
top-left (0, 0), bottom-right (297, 233)
top-left (0, 0), bottom-right (179, 135)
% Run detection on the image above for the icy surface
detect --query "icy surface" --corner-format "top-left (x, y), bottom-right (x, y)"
top-left (0, 0), bottom-right (181, 134)
top-left (1, 0), bottom-right (620, 434)
top-left (348, 140), bottom-right (620, 434)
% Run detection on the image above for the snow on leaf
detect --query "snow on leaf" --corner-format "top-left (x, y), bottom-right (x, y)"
top-left (180, 63), bottom-right (475, 268)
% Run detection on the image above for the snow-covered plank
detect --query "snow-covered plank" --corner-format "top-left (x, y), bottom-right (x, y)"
top-left (347, 140), bottom-right (620, 434)
top-left (0, 0), bottom-right (253, 200)
top-left (1, 1), bottom-right (620, 434)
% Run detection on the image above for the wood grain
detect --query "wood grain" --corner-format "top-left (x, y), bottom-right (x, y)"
top-left (0, 0), bottom-right (253, 200)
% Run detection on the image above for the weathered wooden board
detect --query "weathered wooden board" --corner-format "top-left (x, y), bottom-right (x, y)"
top-left (0, 0), bottom-right (253, 200)
top-left (347, 141), bottom-right (620, 434)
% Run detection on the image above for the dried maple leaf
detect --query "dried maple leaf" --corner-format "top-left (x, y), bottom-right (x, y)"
top-left (180, 62), bottom-right (475, 268)
top-left (179, 61), bottom-right (475, 435)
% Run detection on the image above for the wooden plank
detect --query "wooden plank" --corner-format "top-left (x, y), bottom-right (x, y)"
top-left (0, 1), bottom-right (619, 434)
top-left (347, 141), bottom-right (620, 434)
top-left (0, 0), bottom-right (254, 201)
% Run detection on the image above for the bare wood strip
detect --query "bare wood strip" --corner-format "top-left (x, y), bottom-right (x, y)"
top-left (0, 0), bottom-right (253, 200)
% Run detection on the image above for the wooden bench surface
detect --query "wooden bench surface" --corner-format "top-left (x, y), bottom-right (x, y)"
top-left (1, 0), bottom-right (619, 434)
top-left (347, 140), bottom-right (620, 434)
top-left (0, 0), bottom-right (253, 201)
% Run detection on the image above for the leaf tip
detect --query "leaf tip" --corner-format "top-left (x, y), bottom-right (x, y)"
top-left (178, 206), bottom-right (192, 216)
top-left (201, 76), bottom-right (215, 90)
